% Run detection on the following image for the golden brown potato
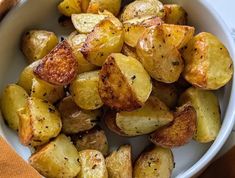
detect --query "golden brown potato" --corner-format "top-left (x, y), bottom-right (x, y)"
top-left (115, 96), bottom-right (173, 136)
top-left (150, 103), bottom-right (197, 148)
top-left (105, 145), bottom-right (132, 178)
top-left (81, 19), bottom-right (124, 66)
top-left (120, 0), bottom-right (164, 22)
top-left (1, 84), bottom-right (28, 131)
top-left (182, 32), bottom-right (233, 89)
top-left (70, 70), bottom-right (103, 110)
top-left (151, 80), bottom-right (178, 108)
top-left (121, 44), bottom-right (140, 61)
top-left (137, 26), bottom-right (184, 83)
top-left (98, 10), bottom-right (123, 28)
top-left (21, 30), bottom-right (58, 63)
top-left (78, 149), bottom-right (108, 178)
top-left (98, 53), bottom-right (152, 111)
top-left (133, 146), bottom-right (174, 178)
top-left (34, 40), bottom-right (78, 86)
top-left (81, 0), bottom-right (90, 12)
top-left (179, 87), bottom-right (221, 143)
top-left (72, 127), bottom-right (108, 155)
top-left (58, 0), bottom-right (81, 16)
top-left (58, 96), bottom-right (100, 134)
top-left (18, 97), bottom-right (62, 147)
top-left (123, 16), bottom-right (163, 47)
top-left (87, 0), bottom-right (121, 16)
top-left (164, 4), bottom-right (187, 25)
top-left (29, 134), bottom-right (80, 178)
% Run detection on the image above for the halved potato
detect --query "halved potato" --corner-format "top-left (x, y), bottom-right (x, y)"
top-left (98, 53), bottom-right (152, 111)
top-left (164, 4), bottom-right (187, 25)
top-left (18, 97), bottom-right (62, 147)
top-left (21, 30), bottom-right (58, 63)
top-left (34, 40), bottom-right (78, 86)
top-left (179, 87), bottom-right (221, 143)
top-left (72, 127), bottom-right (108, 155)
top-left (121, 44), bottom-right (140, 61)
top-left (58, 96), bottom-right (100, 134)
top-left (70, 70), bottom-right (103, 110)
top-left (105, 145), bottom-right (132, 178)
top-left (150, 103), bottom-right (196, 148)
top-left (1, 84), bottom-right (28, 131)
top-left (115, 96), bottom-right (173, 136)
top-left (81, 19), bottom-right (124, 66)
top-left (137, 26), bottom-right (184, 83)
top-left (133, 146), bottom-right (174, 178)
top-left (58, 0), bottom-right (81, 16)
top-left (78, 149), bottom-right (108, 178)
top-left (182, 32), bottom-right (233, 89)
top-left (29, 134), bottom-right (80, 178)
top-left (123, 16), bottom-right (163, 47)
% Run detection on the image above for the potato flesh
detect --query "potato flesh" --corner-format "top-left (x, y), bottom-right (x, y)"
top-left (58, 0), bottom-right (81, 16)
top-left (164, 4), bottom-right (187, 25)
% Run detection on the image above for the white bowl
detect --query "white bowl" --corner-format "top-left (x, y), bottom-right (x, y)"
top-left (0, 0), bottom-right (234, 177)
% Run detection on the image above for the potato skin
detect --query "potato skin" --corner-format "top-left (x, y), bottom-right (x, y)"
top-left (164, 4), bottom-right (187, 25)
top-left (121, 44), bottom-right (140, 61)
top-left (179, 87), bottom-right (221, 143)
top-left (58, 0), bottom-right (81, 16)
top-left (21, 30), bottom-right (58, 63)
top-left (182, 32), bottom-right (233, 89)
top-left (1, 84), bottom-right (28, 131)
top-left (29, 134), bottom-right (80, 178)
top-left (133, 146), bottom-right (174, 178)
top-left (105, 145), bottom-right (132, 178)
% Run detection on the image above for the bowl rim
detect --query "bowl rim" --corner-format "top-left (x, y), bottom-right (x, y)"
top-left (0, 0), bottom-right (235, 178)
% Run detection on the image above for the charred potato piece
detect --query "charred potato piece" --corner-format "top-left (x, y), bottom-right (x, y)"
top-left (137, 26), bottom-right (184, 83)
top-left (133, 146), bottom-right (174, 178)
top-left (58, 0), bottom-right (81, 16)
top-left (58, 96), bottom-right (100, 134)
top-left (182, 32), bottom-right (233, 89)
top-left (121, 44), bottom-right (140, 61)
top-left (18, 97), bottom-right (62, 146)
top-left (123, 16), bottom-right (163, 47)
top-left (150, 103), bottom-right (196, 148)
top-left (164, 4), bottom-right (187, 25)
top-left (116, 96), bottom-right (173, 136)
top-left (81, 19), bottom-right (124, 66)
top-left (34, 40), bottom-right (78, 86)
top-left (120, 0), bottom-right (164, 22)
top-left (21, 30), bottom-right (58, 63)
top-left (98, 53), bottom-right (152, 111)
top-left (1, 84), bottom-right (28, 131)
top-left (29, 134), bottom-right (80, 178)
top-left (72, 127), bottom-right (108, 155)
top-left (106, 145), bottom-right (132, 178)
top-left (78, 149), bottom-right (108, 178)
top-left (70, 70), bottom-right (103, 110)
top-left (179, 87), bottom-right (221, 143)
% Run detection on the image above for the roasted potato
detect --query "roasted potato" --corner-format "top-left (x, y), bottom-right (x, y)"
top-left (78, 149), bottom-right (108, 178)
top-left (137, 26), bottom-right (184, 83)
top-left (179, 87), bottom-right (221, 143)
top-left (115, 96), bottom-right (173, 136)
top-left (81, 19), bottom-right (124, 66)
top-left (81, 0), bottom-right (90, 12)
top-left (58, 0), bottom-right (81, 16)
top-left (87, 0), bottom-right (121, 16)
top-left (120, 0), bottom-right (164, 22)
top-left (150, 103), bottom-right (197, 148)
top-left (182, 32), bottom-right (233, 89)
top-left (151, 80), bottom-right (178, 108)
top-left (18, 97), bottom-right (62, 147)
top-left (133, 145), bottom-right (174, 178)
top-left (1, 84), bottom-right (28, 131)
top-left (164, 4), bottom-right (187, 25)
top-left (70, 70), bottom-right (103, 110)
top-left (29, 134), bottom-right (81, 178)
top-left (98, 10), bottom-right (123, 28)
top-left (31, 78), bottom-right (65, 103)
top-left (58, 96), bottom-right (100, 134)
top-left (123, 16), bottom-right (163, 47)
top-left (21, 30), bottom-right (58, 63)
top-left (72, 127), bottom-right (108, 155)
top-left (34, 40), bottom-right (78, 86)
top-left (105, 145), bottom-right (132, 178)
top-left (98, 53), bottom-right (152, 111)
top-left (121, 44), bottom-right (140, 61)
